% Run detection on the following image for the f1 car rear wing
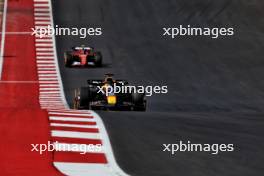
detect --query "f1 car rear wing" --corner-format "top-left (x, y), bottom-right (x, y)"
top-left (87, 80), bottom-right (129, 85)
top-left (73, 46), bottom-right (93, 50)
top-left (87, 80), bottom-right (104, 85)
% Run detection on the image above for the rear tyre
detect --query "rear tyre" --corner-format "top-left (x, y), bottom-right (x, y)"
top-left (64, 52), bottom-right (73, 67)
top-left (132, 93), bottom-right (146, 111)
top-left (93, 52), bottom-right (102, 67)
top-left (79, 87), bottom-right (91, 109)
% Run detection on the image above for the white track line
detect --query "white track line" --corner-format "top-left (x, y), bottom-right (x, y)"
top-left (0, 0), bottom-right (7, 79)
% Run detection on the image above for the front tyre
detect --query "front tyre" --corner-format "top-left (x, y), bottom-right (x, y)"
top-left (76, 87), bottom-right (91, 109)
top-left (132, 93), bottom-right (146, 111)
top-left (64, 52), bottom-right (73, 67)
top-left (93, 51), bottom-right (102, 67)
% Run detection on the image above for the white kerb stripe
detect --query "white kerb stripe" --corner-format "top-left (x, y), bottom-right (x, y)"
top-left (35, 38), bottom-right (52, 42)
top-left (49, 112), bottom-right (92, 116)
top-left (36, 52), bottom-right (54, 56)
top-left (35, 21), bottom-right (51, 25)
top-left (40, 101), bottom-right (62, 103)
top-left (38, 74), bottom-right (57, 77)
top-left (49, 109), bottom-right (91, 113)
top-left (38, 71), bottom-right (56, 73)
top-left (34, 8), bottom-right (50, 12)
top-left (36, 48), bottom-right (53, 51)
top-left (39, 78), bottom-right (58, 81)
top-left (34, 4), bottom-right (49, 7)
top-left (37, 60), bottom-right (55, 64)
top-left (36, 43), bottom-right (53, 46)
top-left (39, 81), bottom-right (59, 83)
top-left (35, 17), bottom-right (51, 20)
top-left (53, 163), bottom-right (115, 176)
top-left (51, 130), bottom-right (101, 140)
top-left (39, 84), bottom-right (59, 86)
top-left (37, 56), bottom-right (54, 59)
top-left (40, 91), bottom-right (60, 94)
top-left (49, 116), bottom-right (95, 122)
top-left (34, 0), bottom-right (49, 2)
top-left (37, 63), bottom-right (56, 66)
top-left (34, 13), bottom-right (50, 16)
top-left (51, 123), bottom-right (97, 129)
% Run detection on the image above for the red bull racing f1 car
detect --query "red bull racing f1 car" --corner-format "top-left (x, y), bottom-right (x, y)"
top-left (64, 46), bottom-right (102, 67)
top-left (73, 74), bottom-right (146, 111)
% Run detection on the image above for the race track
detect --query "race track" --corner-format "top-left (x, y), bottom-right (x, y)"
top-left (52, 0), bottom-right (264, 175)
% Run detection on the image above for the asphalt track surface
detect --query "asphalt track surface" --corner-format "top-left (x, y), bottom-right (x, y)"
top-left (52, 1), bottom-right (264, 175)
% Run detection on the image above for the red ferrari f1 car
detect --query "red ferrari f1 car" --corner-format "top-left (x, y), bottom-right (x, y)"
top-left (64, 46), bottom-right (102, 67)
